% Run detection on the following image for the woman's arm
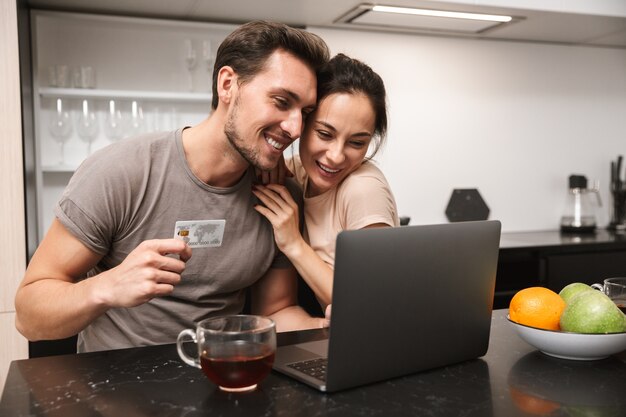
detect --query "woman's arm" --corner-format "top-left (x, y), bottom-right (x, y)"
top-left (252, 184), bottom-right (390, 307)
top-left (252, 184), bottom-right (333, 306)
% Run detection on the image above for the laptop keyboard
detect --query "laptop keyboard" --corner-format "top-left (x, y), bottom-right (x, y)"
top-left (287, 357), bottom-right (327, 381)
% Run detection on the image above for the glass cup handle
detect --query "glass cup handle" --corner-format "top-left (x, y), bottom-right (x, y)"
top-left (591, 283), bottom-right (605, 293)
top-left (176, 329), bottom-right (200, 368)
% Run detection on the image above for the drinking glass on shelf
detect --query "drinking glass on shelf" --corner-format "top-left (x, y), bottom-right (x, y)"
top-left (48, 98), bottom-right (72, 165)
top-left (72, 68), bottom-right (83, 89)
top-left (54, 65), bottom-right (70, 88)
top-left (128, 100), bottom-right (145, 136)
top-left (47, 66), bottom-right (57, 87)
top-left (76, 99), bottom-right (99, 156)
top-left (169, 107), bottom-right (178, 131)
top-left (72, 66), bottom-right (96, 88)
top-left (150, 107), bottom-right (161, 132)
top-left (149, 107), bottom-right (177, 132)
top-left (202, 40), bottom-right (214, 73)
top-left (81, 66), bottom-right (96, 89)
top-left (184, 39), bottom-right (197, 91)
top-left (104, 99), bottom-right (125, 142)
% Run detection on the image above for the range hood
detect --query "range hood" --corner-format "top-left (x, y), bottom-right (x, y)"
top-left (335, 3), bottom-right (523, 35)
top-left (329, 1), bottom-right (626, 48)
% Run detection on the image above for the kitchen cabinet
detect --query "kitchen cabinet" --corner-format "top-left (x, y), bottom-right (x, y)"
top-left (31, 11), bottom-right (237, 242)
top-left (495, 230), bottom-right (626, 308)
top-left (543, 251), bottom-right (626, 292)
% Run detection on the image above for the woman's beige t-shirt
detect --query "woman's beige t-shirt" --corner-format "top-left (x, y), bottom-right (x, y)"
top-left (287, 154), bottom-right (399, 267)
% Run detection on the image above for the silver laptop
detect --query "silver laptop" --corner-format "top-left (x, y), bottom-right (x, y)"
top-left (273, 220), bottom-right (501, 392)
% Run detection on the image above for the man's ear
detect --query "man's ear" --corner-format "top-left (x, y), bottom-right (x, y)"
top-left (216, 66), bottom-right (237, 105)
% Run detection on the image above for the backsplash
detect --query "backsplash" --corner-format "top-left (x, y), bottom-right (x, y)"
top-left (311, 26), bottom-right (626, 232)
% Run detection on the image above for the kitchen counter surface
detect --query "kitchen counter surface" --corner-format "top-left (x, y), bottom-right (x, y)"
top-left (2, 309), bottom-right (626, 417)
top-left (500, 229), bottom-right (626, 250)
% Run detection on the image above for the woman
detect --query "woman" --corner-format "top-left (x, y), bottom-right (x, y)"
top-left (253, 53), bottom-right (399, 309)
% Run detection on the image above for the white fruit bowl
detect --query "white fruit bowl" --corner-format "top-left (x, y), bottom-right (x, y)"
top-left (507, 316), bottom-right (626, 360)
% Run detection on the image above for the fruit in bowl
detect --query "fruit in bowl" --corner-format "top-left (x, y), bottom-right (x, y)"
top-left (558, 282), bottom-right (593, 304)
top-left (508, 282), bottom-right (626, 360)
top-left (560, 290), bottom-right (626, 334)
top-left (509, 287), bottom-right (566, 331)
top-left (509, 283), bottom-right (626, 334)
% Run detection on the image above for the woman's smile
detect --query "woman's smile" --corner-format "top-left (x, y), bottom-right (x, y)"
top-left (299, 92), bottom-right (375, 197)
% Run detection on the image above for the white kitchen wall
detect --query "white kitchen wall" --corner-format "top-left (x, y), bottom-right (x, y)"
top-left (310, 26), bottom-right (626, 232)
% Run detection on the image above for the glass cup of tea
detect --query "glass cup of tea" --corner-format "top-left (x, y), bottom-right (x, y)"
top-left (176, 315), bottom-right (276, 392)
top-left (591, 278), bottom-right (626, 313)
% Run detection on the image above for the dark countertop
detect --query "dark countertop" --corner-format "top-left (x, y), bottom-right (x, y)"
top-left (2, 309), bottom-right (626, 417)
top-left (500, 229), bottom-right (626, 251)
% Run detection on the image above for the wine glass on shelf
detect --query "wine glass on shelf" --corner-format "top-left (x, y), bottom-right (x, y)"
top-left (104, 99), bottom-right (125, 142)
top-left (48, 98), bottom-right (72, 165)
top-left (128, 100), bottom-right (145, 137)
top-left (202, 40), bottom-right (214, 77)
top-left (76, 99), bottom-right (99, 156)
top-left (184, 39), bottom-right (197, 92)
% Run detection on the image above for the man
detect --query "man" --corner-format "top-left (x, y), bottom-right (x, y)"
top-left (15, 21), bottom-right (330, 352)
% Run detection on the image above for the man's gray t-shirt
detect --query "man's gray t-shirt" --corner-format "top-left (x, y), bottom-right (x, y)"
top-left (54, 129), bottom-right (288, 352)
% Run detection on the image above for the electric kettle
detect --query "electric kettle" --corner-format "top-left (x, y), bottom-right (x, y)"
top-left (560, 174), bottom-right (602, 233)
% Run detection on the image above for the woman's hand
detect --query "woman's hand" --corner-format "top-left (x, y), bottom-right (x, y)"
top-left (252, 184), bottom-right (304, 257)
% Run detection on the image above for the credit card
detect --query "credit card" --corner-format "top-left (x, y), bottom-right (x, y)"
top-left (173, 220), bottom-right (225, 248)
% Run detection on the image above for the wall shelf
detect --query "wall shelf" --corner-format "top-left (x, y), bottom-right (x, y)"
top-left (39, 87), bottom-right (212, 104)
top-left (41, 165), bottom-right (77, 173)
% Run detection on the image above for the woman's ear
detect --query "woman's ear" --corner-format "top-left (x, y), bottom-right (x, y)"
top-left (216, 66), bottom-right (237, 105)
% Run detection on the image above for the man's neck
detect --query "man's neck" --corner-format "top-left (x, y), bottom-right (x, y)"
top-left (181, 116), bottom-right (249, 188)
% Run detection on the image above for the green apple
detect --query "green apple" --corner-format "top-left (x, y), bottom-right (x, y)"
top-left (559, 282), bottom-right (594, 304)
top-left (560, 290), bottom-right (626, 333)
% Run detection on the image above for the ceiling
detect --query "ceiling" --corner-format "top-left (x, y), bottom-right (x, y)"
top-left (26, 0), bottom-right (626, 49)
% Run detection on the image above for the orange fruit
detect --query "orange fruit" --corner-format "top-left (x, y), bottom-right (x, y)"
top-left (509, 287), bottom-right (566, 331)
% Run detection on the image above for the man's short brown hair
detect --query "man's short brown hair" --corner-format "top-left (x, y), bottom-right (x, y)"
top-left (211, 21), bottom-right (330, 110)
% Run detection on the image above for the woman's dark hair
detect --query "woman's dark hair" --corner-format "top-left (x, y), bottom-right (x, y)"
top-left (211, 21), bottom-right (330, 110)
top-left (316, 53), bottom-right (388, 158)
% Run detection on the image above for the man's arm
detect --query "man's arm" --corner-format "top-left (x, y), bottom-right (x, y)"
top-left (250, 266), bottom-right (326, 332)
top-left (15, 219), bottom-right (191, 340)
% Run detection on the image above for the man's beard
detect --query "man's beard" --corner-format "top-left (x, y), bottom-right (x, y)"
top-left (224, 96), bottom-right (273, 171)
